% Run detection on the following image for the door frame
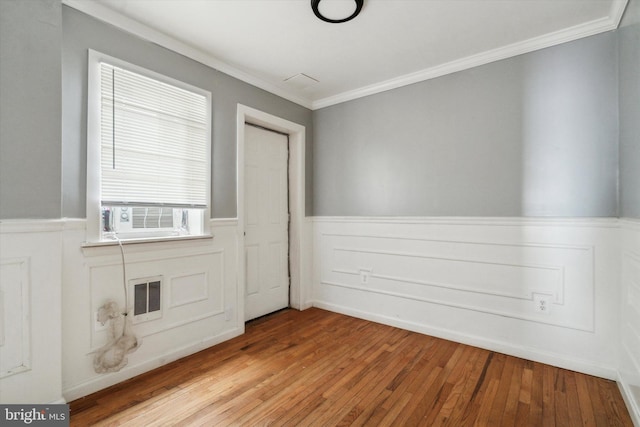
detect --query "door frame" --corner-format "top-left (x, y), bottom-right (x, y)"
top-left (236, 104), bottom-right (307, 326)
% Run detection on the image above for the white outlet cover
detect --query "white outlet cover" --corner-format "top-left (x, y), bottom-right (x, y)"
top-left (359, 269), bottom-right (372, 285)
top-left (533, 293), bottom-right (553, 314)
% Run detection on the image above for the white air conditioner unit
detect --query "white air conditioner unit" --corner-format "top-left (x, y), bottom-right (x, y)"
top-left (114, 207), bottom-right (176, 232)
top-left (101, 206), bottom-right (203, 239)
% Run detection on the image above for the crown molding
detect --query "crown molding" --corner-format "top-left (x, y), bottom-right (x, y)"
top-left (61, 0), bottom-right (313, 110)
top-left (311, 216), bottom-right (621, 229)
top-left (610, 0), bottom-right (630, 26)
top-left (311, 0), bottom-right (629, 110)
top-left (62, 0), bottom-right (628, 112)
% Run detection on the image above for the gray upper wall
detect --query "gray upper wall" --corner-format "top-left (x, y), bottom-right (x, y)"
top-left (1, 0), bottom-right (634, 220)
top-left (0, 0), bottom-right (62, 219)
top-left (619, 0), bottom-right (640, 218)
top-left (62, 6), bottom-right (313, 219)
top-left (313, 32), bottom-right (619, 217)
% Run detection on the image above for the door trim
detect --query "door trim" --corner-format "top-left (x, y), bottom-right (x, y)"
top-left (236, 104), bottom-right (307, 326)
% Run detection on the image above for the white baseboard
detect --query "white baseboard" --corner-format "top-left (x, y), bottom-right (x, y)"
top-left (299, 301), bottom-right (314, 310)
top-left (63, 327), bottom-right (243, 402)
top-left (617, 371), bottom-right (640, 427)
top-left (312, 300), bottom-right (618, 380)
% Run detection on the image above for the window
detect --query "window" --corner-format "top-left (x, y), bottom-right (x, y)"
top-left (87, 50), bottom-right (211, 242)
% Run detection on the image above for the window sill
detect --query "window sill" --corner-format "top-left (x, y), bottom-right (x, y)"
top-left (82, 233), bottom-right (214, 248)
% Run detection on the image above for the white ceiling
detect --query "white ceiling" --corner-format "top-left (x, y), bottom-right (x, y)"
top-left (64, 0), bottom-right (628, 109)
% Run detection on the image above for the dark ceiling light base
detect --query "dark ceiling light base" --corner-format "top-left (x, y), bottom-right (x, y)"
top-left (311, 0), bottom-right (364, 24)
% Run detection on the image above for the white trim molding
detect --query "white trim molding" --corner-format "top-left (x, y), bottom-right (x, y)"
top-left (0, 257), bottom-right (31, 379)
top-left (0, 220), bottom-right (64, 404)
top-left (236, 105), bottom-right (311, 320)
top-left (312, 215), bottom-right (620, 228)
top-left (0, 219), bottom-right (67, 234)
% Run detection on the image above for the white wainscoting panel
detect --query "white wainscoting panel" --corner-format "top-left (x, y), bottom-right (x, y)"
top-left (0, 257), bottom-right (30, 379)
top-left (169, 272), bottom-right (209, 308)
top-left (0, 215), bottom-right (630, 411)
top-left (619, 219), bottom-right (640, 425)
top-left (87, 250), bottom-right (225, 351)
top-left (312, 217), bottom-right (620, 379)
top-left (0, 221), bottom-right (63, 404)
top-left (62, 219), bottom-right (241, 401)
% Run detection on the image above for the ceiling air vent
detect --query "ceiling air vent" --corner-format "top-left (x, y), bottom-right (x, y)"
top-left (283, 73), bottom-right (319, 90)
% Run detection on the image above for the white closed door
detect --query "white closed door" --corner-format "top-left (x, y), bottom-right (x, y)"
top-left (244, 124), bottom-right (290, 321)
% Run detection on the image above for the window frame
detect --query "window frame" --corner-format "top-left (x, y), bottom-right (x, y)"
top-left (86, 50), bottom-right (212, 243)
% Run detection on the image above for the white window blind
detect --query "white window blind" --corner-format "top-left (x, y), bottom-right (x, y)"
top-left (100, 63), bottom-right (208, 208)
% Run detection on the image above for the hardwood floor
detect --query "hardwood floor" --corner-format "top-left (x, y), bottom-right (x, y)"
top-left (70, 308), bottom-right (633, 426)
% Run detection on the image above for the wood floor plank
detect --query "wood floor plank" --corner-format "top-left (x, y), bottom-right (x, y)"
top-left (565, 370), bottom-right (587, 427)
top-left (426, 345), bottom-right (479, 426)
top-left (299, 345), bottom-right (401, 426)
top-left (443, 350), bottom-right (492, 426)
top-left (361, 336), bottom-right (429, 425)
top-left (417, 345), bottom-right (468, 425)
top-left (486, 353), bottom-right (517, 426)
top-left (529, 360), bottom-right (545, 426)
top-left (346, 341), bottom-right (425, 426)
top-left (393, 340), bottom-right (459, 425)
top-left (596, 377), bottom-right (635, 427)
top-left (542, 364), bottom-right (557, 427)
top-left (376, 392), bottom-right (414, 426)
top-left (587, 374), bottom-right (610, 427)
top-left (474, 378), bottom-right (500, 426)
top-left (576, 373), bottom-right (598, 427)
top-left (431, 345), bottom-right (480, 425)
top-left (553, 369), bottom-right (571, 427)
top-left (69, 308), bottom-right (634, 427)
top-left (460, 352), bottom-right (506, 425)
top-left (499, 356), bottom-right (524, 427)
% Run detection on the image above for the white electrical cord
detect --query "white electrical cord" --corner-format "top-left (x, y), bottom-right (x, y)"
top-left (93, 235), bottom-right (141, 373)
top-left (115, 235), bottom-right (129, 317)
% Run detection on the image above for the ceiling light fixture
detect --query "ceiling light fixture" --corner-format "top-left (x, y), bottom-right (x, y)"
top-left (311, 0), bottom-right (364, 24)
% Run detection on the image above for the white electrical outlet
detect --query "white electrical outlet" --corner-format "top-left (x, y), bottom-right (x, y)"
top-left (533, 293), bottom-right (552, 314)
top-left (359, 269), bottom-right (372, 285)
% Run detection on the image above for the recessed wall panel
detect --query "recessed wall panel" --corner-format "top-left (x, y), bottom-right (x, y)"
top-left (246, 245), bottom-right (259, 296)
top-left (269, 242), bottom-right (282, 289)
top-left (245, 165), bottom-right (259, 226)
top-left (170, 273), bottom-right (208, 308)
top-left (0, 258), bottom-right (30, 378)
top-left (318, 219), bottom-right (596, 332)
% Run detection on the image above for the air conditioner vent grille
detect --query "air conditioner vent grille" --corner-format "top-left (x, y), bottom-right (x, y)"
top-left (132, 207), bottom-right (174, 229)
